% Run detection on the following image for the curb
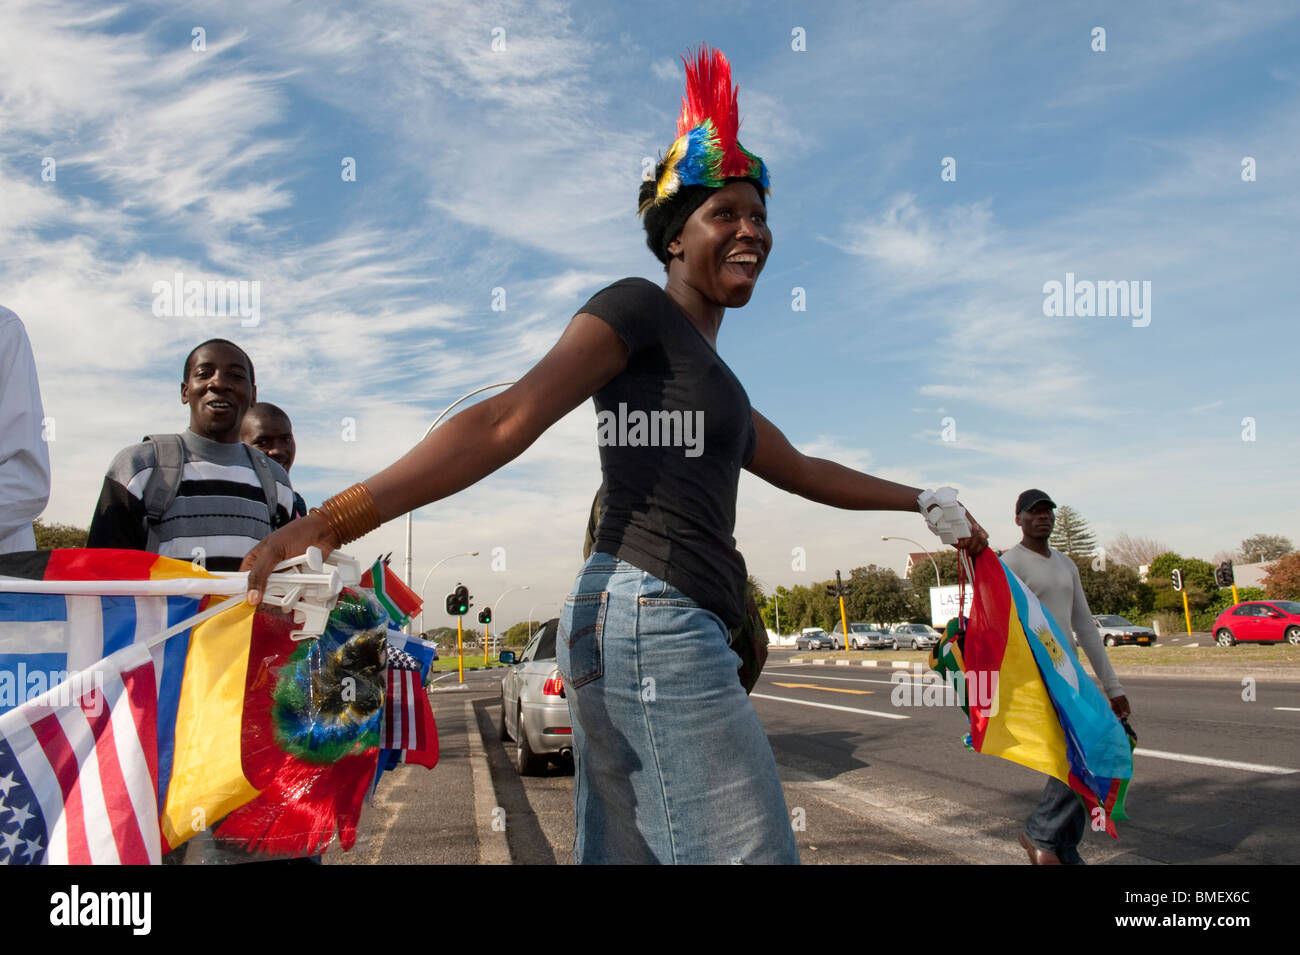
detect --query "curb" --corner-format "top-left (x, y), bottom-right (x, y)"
top-left (792, 657), bottom-right (916, 668)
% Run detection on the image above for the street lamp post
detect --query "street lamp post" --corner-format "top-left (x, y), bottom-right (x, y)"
top-left (403, 381), bottom-right (517, 588)
top-left (491, 584), bottom-right (530, 659)
top-left (415, 551), bottom-right (479, 634)
top-left (881, 535), bottom-right (941, 587)
top-left (527, 602), bottom-right (557, 641)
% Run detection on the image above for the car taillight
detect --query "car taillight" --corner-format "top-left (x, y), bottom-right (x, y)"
top-left (543, 674), bottom-right (565, 697)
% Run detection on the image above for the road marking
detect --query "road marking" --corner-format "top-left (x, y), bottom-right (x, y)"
top-left (1275, 707), bottom-right (1300, 712)
top-left (751, 693), bottom-right (908, 719)
top-left (764, 670), bottom-right (913, 688)
top-left (1134, 747), bottom-right (1297, 775)
top-left (771, 682), bottom-right (873, 696)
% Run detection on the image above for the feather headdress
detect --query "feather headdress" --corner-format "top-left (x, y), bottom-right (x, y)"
top-left (640, 46), bottom-right (770, 215)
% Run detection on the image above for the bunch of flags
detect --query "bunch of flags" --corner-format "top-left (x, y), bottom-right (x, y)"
top-left (955, 549), bottom-right (1133, 836)
top-left (0, 548), bottom-right (439, 865)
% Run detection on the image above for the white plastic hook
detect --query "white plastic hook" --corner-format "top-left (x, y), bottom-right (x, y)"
top-left (233, 548), bottom-right (364, 639)
top-left (918, 487), bottom-right (972, 546)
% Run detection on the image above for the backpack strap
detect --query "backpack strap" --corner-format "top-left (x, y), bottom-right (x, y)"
top-left (141, 434), bottom-right (185, 551)
top-left (244, 445), bottom-right (282, 528)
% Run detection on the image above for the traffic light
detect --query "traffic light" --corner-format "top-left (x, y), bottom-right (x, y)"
top-left (478, 607), bottom-right (492, 625)
top-left (1171, 569), bottom-right (1183, 592)
top-left (825, 570), bottom-right (853, 597)
top-left (1215, 562), bottom-right (1235, 588)
top-left (445, 583), bottom-right (471, 616)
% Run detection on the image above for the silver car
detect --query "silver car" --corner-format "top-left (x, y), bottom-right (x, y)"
top-left (891, 623), bottom-right (940, 650)
top-left (832, 622), bottom-right (896, 650)
top-left (498, 617), bottom-right (573, 775)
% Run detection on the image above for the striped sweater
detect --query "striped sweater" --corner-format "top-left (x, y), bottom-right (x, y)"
top-left (87, 429), bottom-right (294, 572)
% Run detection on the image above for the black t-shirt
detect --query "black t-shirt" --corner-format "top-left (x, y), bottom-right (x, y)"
top-left (580, 277), bottom-right (757, 628)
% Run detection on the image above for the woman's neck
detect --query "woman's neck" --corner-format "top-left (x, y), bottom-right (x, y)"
top-left (663, 278), bottom-right (724, 347)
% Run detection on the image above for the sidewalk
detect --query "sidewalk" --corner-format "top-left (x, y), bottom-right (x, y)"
top-left (327, 687), bottom-right (505, 865)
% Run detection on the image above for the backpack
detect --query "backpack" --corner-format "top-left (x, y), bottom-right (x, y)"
top-left (140, 434), bottom-right (280, 552)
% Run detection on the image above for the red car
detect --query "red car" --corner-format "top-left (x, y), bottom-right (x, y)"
top-left (1212, 601), bottom-right (1300, 646)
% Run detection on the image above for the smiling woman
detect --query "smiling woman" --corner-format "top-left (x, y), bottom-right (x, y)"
top-left (241, 45), bottom-right (987, 865)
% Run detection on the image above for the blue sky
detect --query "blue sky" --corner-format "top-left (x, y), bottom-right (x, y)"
top-left (4, 0), bottom-right (1298, 629)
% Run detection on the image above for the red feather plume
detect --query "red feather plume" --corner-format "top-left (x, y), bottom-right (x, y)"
top-left (677, 45), bottom-right (752, 179)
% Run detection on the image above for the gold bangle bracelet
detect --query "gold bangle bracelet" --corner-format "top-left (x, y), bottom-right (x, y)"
top-left (311, 483), bottom-right (381, 545)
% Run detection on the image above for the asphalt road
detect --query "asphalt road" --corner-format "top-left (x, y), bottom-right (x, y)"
top-left (332, 651), bottom-right (1299, 865)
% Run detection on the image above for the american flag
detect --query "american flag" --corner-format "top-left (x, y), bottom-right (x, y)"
top-left (0, 643), bottom-right (161, 865)
top-left (383, 645), bottom-right (437, 767)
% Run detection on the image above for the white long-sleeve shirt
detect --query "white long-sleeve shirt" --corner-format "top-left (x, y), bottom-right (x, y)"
top-left (0, 307), bottom-right (51, 553)
top-left (1001, 542), bottom-right (1124, 698)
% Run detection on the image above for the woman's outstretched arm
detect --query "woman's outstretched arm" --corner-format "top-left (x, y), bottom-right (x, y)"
top-left (745, 408), bottom-right (989, 550)
top-left (240, 313), bottom-right (628, 601)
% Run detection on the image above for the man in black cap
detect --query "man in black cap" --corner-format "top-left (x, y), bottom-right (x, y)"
top-left (1001, 488), bottom-right (1130, 865)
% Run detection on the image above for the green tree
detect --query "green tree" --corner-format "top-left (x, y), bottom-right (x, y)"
top-left (501, 620), bottom-right (546, 646)
top-left (423, 625), bottom-right (486, 650)
top-left (32, 519), bottom-right (89, 549)
top-left (1049, 506), bottom-right (1097, 558)
top-left (902, 550), bottom-right (959, 591)
top-left (1262, 553), bottom-right (1300, 600)
top-left (1240, 534), bottom-right (1294, 564)
top-left (1073, 557), bottom-right (1150, 616)
top-left (845, 565), bottom-right (913, 626)
top-left (762, 585), bottom-right (793, 633)
top-left (1147, 552), bottom-right (1217, 614)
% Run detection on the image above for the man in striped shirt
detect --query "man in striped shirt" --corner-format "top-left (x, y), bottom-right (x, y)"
top-left (87, 339), bottom-right (294, 571)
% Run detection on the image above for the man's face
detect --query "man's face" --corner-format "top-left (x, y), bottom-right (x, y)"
top-left (1016, 500), bottom-right (1055, 541)
top-left (241, 411), bottom-right (296, 473)
top-left (181, 343), bottom-right (256, 443)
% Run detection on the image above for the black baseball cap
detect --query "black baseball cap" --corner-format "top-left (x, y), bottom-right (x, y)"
top-left (1015, 489), bottom-right (1056, 514)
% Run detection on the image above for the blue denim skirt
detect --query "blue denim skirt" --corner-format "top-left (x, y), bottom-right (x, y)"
top-left (557, 552), bottom-right (798, 864)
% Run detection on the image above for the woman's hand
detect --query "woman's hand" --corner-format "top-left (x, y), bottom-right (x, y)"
top-left (240, 512), bottom-right (340, 605)
top-left (955, 509), bottom-right (990, 556)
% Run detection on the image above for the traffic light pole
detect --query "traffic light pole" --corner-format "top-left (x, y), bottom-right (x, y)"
top-left (457, 617), bottom-right (464, 685)
top-left (827, 570), bottom-right (852, 651)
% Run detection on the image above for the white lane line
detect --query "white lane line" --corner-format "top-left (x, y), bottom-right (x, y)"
top-left (1134, 747), bottom-right (1297, 775)
top-left (1275, 707), bottom-right (1300, 712)
top-left (764, 670), bottom-right (913, 688)
top-left (751, 692), bottom-right (909, 720)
